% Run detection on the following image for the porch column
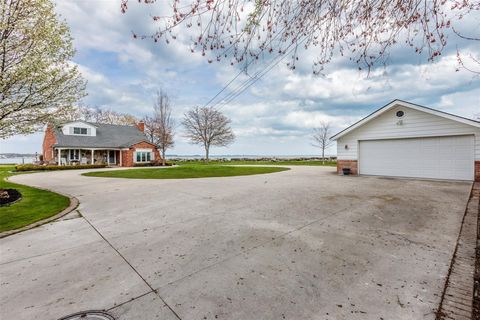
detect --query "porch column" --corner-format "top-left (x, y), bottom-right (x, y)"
top-left (119, 150), bottom-right (122, 166)
top-left (57, 148), bottom-right (61, 165)
top-left (91, 149), bottom-right (94, 164)
top-left (107, 150), bottom-right (110, 166)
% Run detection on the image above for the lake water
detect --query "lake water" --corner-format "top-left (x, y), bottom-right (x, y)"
top-left (0, 157), bottom-right (34, 164)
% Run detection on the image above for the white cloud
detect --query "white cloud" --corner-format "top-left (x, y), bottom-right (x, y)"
top-left (437, 87), bottom-right (480, 118)
top-left (282, 111), bottom-right (356, 130)
top-left (249, 52), bottom-right (478, 106)
top-left (75, 63), bottom-right (108, 86)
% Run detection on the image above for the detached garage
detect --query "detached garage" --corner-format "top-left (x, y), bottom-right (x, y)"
top-left (331, 100), bottom-right (480, 181)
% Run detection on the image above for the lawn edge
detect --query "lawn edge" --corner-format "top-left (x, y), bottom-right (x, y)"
top-left (0, 176), bottom-right (79, 239)
top-left (81, 165), bottom-right (290, 180)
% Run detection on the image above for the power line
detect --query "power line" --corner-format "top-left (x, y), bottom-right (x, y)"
top-left (202, 3), bottom-right (303, 109)
top-left (214, 36), bottom-right (308, 110)
top-left (210, 30), bottom-right (309, 110)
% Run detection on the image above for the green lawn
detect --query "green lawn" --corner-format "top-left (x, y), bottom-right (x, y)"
top-left (83, 165), bottom-right (290, 179)
top-left (173, 160), bottom-right (337, 166)
top-left (0, 165), bottom-right (70, 233)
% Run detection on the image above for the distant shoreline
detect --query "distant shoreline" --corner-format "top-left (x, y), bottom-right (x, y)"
top-left (0, 154), bottom-right (336, 165)
top-left (0, 153), bottom-right (37, 159)
top-left (166, 154), bottom-right (336, 159)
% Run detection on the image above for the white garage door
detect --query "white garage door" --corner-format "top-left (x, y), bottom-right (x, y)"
top-left (359, 135), bottom-right (474, 180)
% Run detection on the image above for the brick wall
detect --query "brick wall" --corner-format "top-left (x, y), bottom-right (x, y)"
top-left (42, 125), bottom-right (56, 161)
top-left (120, 141), bottom-right (162, 167)
top-left (475, 161), bottom-right (480, 182)
top-left (337, 160), bottom-right (358, 175)
top-left (121, 150), bottom-right (132, 167)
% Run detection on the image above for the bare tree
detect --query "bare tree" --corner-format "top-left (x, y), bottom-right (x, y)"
top-left (182, 106), bottom-right (235, 162)
top-left (121, 1), bottom-right (480, 74)
top-left (143, 115), bottom-right (158, 145)
top-left (143, 90), bottom-right (175, 165)
top-left (312, 121), bottom-right (333, 161)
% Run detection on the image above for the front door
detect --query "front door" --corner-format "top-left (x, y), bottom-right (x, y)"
top-left (108, 150), bottom-right (115, 164)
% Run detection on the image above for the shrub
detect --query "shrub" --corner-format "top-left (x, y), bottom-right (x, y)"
top-left (15, 164), bottom-right (107, 172)
top-left (133, 160), bottom-right (172, 167)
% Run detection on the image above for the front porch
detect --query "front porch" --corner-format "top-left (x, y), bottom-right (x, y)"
top-left (54, 149), bottom-right (124, 166)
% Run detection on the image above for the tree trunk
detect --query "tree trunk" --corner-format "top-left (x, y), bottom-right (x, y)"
top-left (322, 147), bottom-right (325, 164)
top-left (205, 145), bottom-right (209, 163)
top-left (162, 148), bottom-right (166, 166)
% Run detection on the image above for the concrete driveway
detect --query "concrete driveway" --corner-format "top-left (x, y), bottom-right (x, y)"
top-left (0, 166), bottom-right (472, 320)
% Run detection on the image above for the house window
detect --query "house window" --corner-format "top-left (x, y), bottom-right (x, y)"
top-left (73, 127), bottom-right (88, 135)
top-left (69, 149), bottom-right (80, 161)
top-left (135, 151), bottom-right (152, 163)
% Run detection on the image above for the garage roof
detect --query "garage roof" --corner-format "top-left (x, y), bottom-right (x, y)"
top-left (330, 99), bottom-right (480, 141)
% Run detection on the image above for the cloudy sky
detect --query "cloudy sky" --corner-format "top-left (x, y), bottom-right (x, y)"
top-left (2, 0), bottom-right (480, 156)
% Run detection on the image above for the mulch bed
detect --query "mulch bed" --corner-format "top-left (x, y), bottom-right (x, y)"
top-left (0, 189), bottom-right (22, 206)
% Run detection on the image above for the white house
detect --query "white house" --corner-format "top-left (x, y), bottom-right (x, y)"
top-left (331, 100), bottom-right (480, 181)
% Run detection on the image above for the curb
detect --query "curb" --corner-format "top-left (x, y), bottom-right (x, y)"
top-left (0, 176), bottom-right (80, 239)
top-left (436, 182), bottom-right (479, 320)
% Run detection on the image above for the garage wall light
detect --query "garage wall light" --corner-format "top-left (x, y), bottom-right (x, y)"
top-left (344, 144), bottom-right (349, 149)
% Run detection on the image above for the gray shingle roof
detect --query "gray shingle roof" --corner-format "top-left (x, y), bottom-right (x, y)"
top-left (54, 122), bottom-right (150, 148)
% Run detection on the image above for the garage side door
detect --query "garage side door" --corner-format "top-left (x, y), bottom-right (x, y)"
top-left (359, 135), bottom-right (474, 180)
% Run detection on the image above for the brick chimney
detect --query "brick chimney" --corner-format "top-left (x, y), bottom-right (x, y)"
top-left (136, 120), bottom-right (145, 132)
top-left (42, 124), bottom-right (57, 162)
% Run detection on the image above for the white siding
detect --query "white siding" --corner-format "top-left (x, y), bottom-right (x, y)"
top-left (62, 121), bottom-right (96, 136)
top-left (337, 105), bottom-right (480, 160)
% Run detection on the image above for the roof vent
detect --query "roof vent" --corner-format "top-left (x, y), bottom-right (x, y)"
top-left (396, 110), bottom-right (405, 118)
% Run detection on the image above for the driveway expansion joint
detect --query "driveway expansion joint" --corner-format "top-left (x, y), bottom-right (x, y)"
top-left (155, 204), bottom-right (353, 290)
top-left (79, 211), bottom-right (183, 320)
top-left (106, 291), bottom-right (153, 312)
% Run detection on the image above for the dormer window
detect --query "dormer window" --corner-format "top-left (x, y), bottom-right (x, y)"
top-left (73, 127), bottom-right (88, 135)
top-left (62, 122), bottom-right (96, 136)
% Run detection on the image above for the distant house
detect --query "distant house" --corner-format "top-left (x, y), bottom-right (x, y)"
top-left (331, 100), bottom-right (480, 181)
top-left (42, 121), bottom-right (161, 167)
